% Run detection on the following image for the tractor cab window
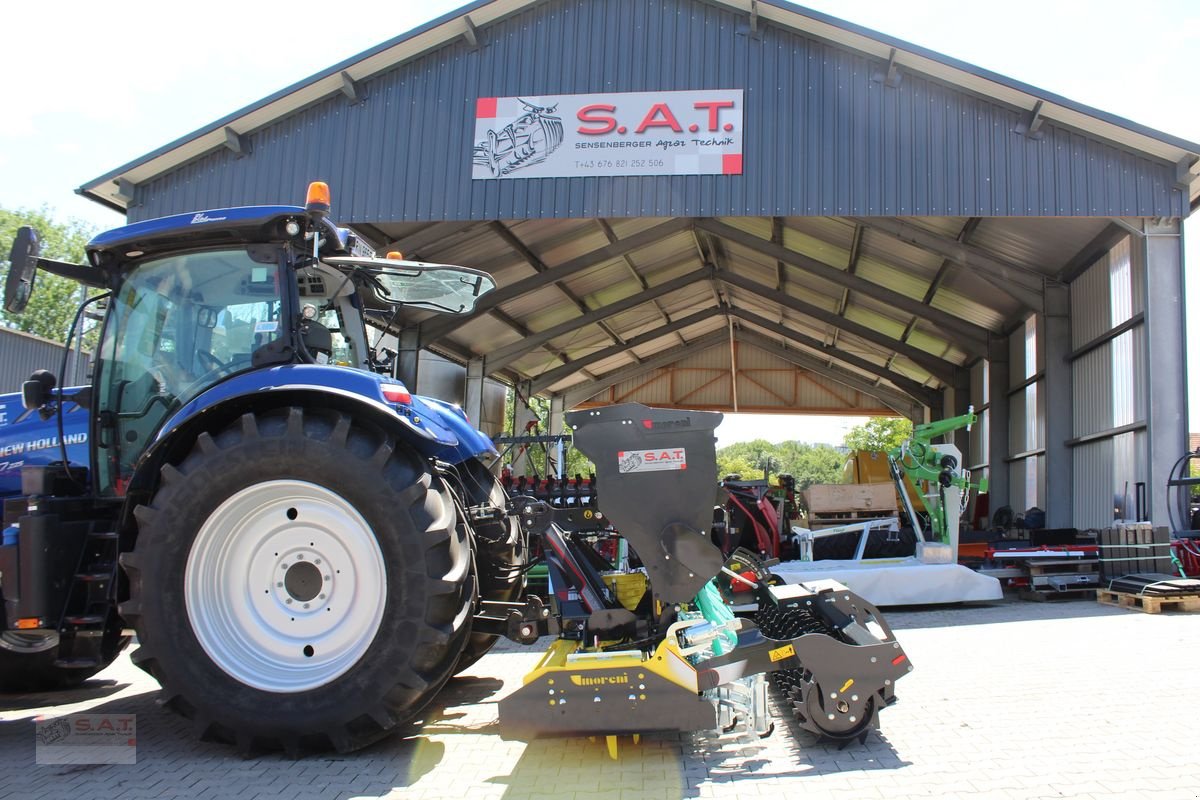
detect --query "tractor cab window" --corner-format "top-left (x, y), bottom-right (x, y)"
top-left (96, 248), bottom-right (284, 493)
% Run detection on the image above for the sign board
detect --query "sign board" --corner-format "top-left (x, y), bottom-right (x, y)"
top-left (472, 90), bottom-right (743, 179)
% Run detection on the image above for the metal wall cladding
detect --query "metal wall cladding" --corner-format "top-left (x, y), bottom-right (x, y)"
top-left (1072, 346), bottom-right (1113, 438)
top-left (0, 329), bottom-right (89, 394)
top-left (128, 0), bottom-right (1187, 223)
top-left (1072, 432), bottom-right (1147, 528)
top-left (1069, 237), bottom-right (1147, 437)
top-left (1070, 250), bottom-right (1112, 346)
top-left (1073, 438), bottom-right (1114, 530)
top-left (413, 350), bottom-right (508, 432)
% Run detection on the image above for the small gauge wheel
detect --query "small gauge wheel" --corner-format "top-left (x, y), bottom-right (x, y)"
top-left (803, 681), bottom-right (876, 741)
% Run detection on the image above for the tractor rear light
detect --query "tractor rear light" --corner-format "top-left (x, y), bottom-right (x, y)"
top-left (305, 181), bottom-right (331, 217)
top-left (15, 617), bottom-right (41, 629)
top-left (382, 385), bottom-right (411, 405)
top-left (891, 653), bottom-right (908, 666)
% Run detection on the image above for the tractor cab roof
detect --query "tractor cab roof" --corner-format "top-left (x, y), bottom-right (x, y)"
top-left (86, 205), bottom-right (321, 269)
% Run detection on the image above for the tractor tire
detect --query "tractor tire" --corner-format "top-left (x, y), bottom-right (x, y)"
top-left (452, 457), bottom-right (525, 674)
top-left (119, 407), bottom-right (474, 755)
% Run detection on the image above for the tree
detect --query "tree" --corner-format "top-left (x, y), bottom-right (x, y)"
top-left (717, 451), bottom-right (764, 481)
top-left (843, 416), bottom-right (912, 453)
top-left (499, 389), bottom-right (595, 478)
top-left (1, 207), bottom-right (97, 343)
top-left (716, 438), bottom-right (844, 489)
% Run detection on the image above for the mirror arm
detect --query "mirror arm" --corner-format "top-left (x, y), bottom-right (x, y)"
top-left (37, 257), bottom-right (107, 288)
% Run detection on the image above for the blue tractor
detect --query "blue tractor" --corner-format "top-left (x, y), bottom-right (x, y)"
top-left (0, 184), bottom-right (528, 753)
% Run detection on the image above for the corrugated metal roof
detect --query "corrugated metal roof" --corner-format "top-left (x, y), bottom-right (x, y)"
top-left (65, 0), bottom-right (1192, 418)
top-left (90, 0), bottom-right (1196, 221)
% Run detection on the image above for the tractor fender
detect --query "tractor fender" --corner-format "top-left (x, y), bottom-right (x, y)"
top-left (125, 366), bottom-right (493, 512)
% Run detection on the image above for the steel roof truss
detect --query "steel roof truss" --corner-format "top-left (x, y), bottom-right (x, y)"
top-left (714, 268), bottom-right (959, 384)
top-left (727, 306), bottom-right (940, 407)
top-left (420, 217), bottom-right (694, 347)
top-left (485, 266), bottom-right (712, 373)
top-left (488, 220), bottom-right (631, 355)
top-left (735, 329), bottom-right (916, 417)
top-left (529, 307), bottom-right (723, 393)
top-left (596, 218), bottom-right (685, 348)
top-left (695, 218), bottom-right (990, 355)
top-left (561, 329), bottom-right (731, 408)
top-left (850, 216), bottom-right (1047, 311)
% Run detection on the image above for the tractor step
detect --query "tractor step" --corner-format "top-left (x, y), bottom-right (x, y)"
top-left (75, 570), bottom-right (115, 582)
top-left (53, 657), bottom-right (101, 669)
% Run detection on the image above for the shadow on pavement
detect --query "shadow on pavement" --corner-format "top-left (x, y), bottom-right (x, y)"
top-left (483, 687), bottom-right (909, 800)
top-left (0, 678), bottom-right (128, 712)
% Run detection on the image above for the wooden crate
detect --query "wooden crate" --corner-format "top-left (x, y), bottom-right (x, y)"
top-left (803, 483), bottom-right (896, 515)
top-left (1096, 588), bottom-right (1200, 614)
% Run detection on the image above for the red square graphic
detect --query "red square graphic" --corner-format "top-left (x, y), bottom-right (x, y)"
top-left (476, 97), bottom-right (498, 119)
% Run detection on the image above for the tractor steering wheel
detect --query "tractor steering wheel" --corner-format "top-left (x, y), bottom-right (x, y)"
top-left (177, 353), bottom-right (253, 404)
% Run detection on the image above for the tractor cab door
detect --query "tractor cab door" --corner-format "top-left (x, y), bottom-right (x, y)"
top-left (93, 248), bottom-right (287, 494)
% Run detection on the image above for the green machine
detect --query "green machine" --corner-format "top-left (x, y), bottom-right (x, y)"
top-left (889, 408), bottom-right (988, 559)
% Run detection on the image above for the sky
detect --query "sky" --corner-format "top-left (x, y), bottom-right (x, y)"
top-left (3, 0), bottom-right (1198, 446)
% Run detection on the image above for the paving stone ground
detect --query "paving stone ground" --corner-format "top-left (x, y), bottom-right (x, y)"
top-left (3, 594), bottom-right (1198, 800)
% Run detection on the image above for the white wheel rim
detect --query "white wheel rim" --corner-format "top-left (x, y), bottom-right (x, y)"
top-left (185, 479), bottom-right (386, 693)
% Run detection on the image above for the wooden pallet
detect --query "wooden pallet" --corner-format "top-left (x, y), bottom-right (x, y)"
top-left (1026, 559), bottom-right (1098, 576)
top-left (1096, 588), bottom-right (1200, 614)
top-left (1020, 587), bottom-right (1096, 602)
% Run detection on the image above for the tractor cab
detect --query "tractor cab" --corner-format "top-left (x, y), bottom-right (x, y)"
top-left (7, 183), bottom-right (495, 497)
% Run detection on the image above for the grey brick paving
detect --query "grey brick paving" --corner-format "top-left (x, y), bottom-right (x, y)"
top-left (3, 595), bottom-right (1198, 800)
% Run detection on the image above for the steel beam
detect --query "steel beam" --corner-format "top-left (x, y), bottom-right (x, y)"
top-left (849, 216), bottom-right (1046, 311)
top-left (713, 268), bottom-right (961, 384)
top-left (465, 358), bottom-right (486, 436)
top-left (530, 307), bottom-right (723, 393)
top-left (562, 329), bottom-right (730, 408)
top-left (384, 220), bottom-right (480, 258)
top-left (1042, 284), bottom-right (1073, 527)
top-left (1056, 221), bottom-right (1132, 284)
top-left (421, 217), bottom-right (693, 347)
top-left (485, 266), bottom-right (712, 372)
top-left (488, 221), bottom-right (631, 354)
top-left (1139, 218), bottom-right (1188, 528)
top-left (734, 329), bottom-right (917, 417)
top-left (987, 337), bottom-right (1011, 514)
top-left (727, 306), bottom-right (940, 408)
top-left (694, 218), bottom-right (991, 354)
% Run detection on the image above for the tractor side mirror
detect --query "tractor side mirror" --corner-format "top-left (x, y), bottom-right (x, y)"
top-left (5, 226), bottom-right (41, 314)
top-left (22, 369), bottom-right (57, 412)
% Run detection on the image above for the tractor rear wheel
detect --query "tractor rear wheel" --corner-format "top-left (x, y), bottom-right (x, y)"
top-left (120, 407), bottom-right (473, 754)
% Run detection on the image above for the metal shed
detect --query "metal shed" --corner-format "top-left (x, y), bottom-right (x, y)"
top-left (78, 0), bottom-right (1200, 530)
